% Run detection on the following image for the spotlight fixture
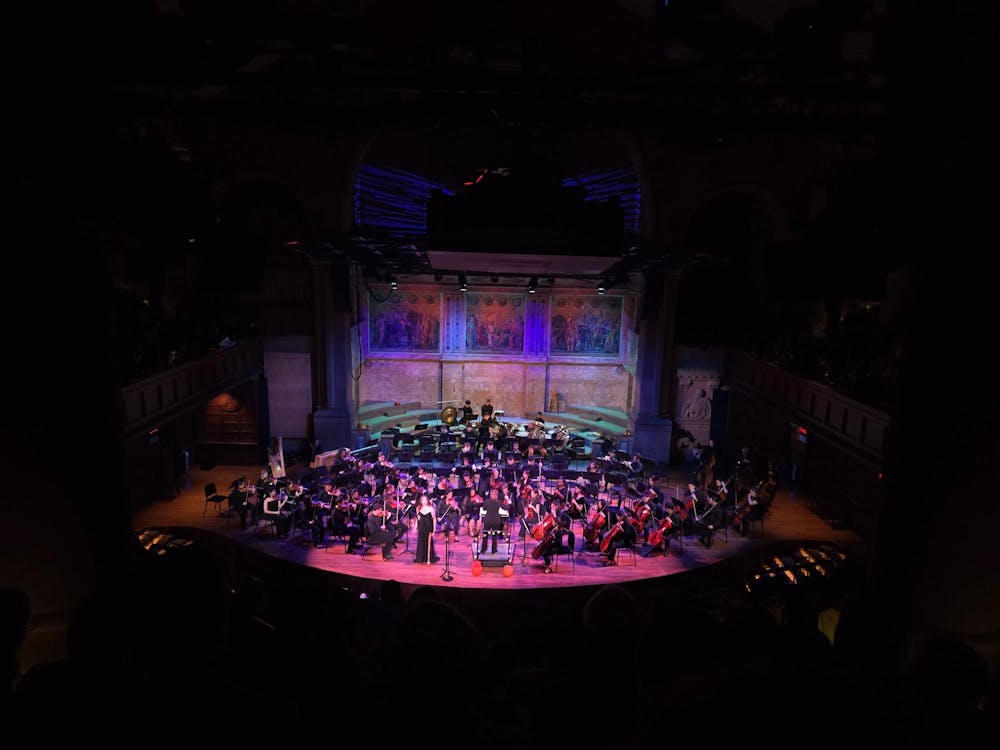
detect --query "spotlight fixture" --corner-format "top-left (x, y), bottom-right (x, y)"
top-left (547, 276), bottom-right (556, 285)
top-left (389, 274), bottom-right (398, 290)
top-left (597, 280), bottom-right (606, 295)
top-left (459, 273), bottom-right (468, 292)
top-left (527, 276), bottom-right (537, 294)
top-left (490, 274), bottom-right (499, 284)
top-left (433, 271), bottom-right (444, 282)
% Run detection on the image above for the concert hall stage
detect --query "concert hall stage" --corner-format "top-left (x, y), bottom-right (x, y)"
top-left (133, 463), bottom-right (863, 603)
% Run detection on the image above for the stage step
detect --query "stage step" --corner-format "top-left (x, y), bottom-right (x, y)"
top-left (564, 404), bottom-right (630, 424)
top-left (357, 400), bottom-right (423, 419)
top-left (363, 408), bottom-right (439, 433)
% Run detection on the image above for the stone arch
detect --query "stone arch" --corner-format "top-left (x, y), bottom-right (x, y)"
top-left (208, 177), bottom-right (309, 293)
top-left (684, 184), bottom-right (791, 253)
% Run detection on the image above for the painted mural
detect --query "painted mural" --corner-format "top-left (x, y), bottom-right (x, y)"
top-left (464, 293), bottom-right (525, 353)
top-left (368, 291), bottom-right (441, 351)
top-left (550, 295), bottom-right (623, 357)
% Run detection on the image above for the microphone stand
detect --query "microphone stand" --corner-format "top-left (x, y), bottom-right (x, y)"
top-left (440, 532), bottom-right (454, 581)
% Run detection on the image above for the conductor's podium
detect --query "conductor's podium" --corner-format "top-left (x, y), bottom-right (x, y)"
top-left (470, 531), bottom-right (515, 575)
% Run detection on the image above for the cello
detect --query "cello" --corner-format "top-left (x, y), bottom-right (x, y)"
top-left (631, 501), bottom-right (651, 535)
top-left (531, 524), bottom-right (559, 559)
top-left (646, 515), bottom-right (674, 548)
top-left (583, 506), bottom-right (606, 544)
top-left (599, 518), bottom-right (625, 553)
top-left (531, 512), bottom-right (557, 541)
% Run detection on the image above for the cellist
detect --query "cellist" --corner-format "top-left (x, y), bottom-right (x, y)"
top-left (598, 503), bottom-right (635, 566)
top-left (536, 501), bottom-right (574, 575)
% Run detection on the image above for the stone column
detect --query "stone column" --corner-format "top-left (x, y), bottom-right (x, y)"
top-left (310, 259), bottom-right (352, 449)
top-left (632, 270), bottom-right (680, 466)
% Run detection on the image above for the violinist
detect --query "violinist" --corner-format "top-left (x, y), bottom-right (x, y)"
top-left (564, 485), bottom-right (588, 526)
top-left (437, 490), bottom-right (462, 544)
top-left (327, 495), bottom-right (362, 553)
top-left (695, 492), bottom-right (725, 549)
top-left (228, 477), bottom-right (256, 530)
top-left (295, 495), bottom-right (325, 547)
top-left (464, 488), bottom-right (484, 541)
top-left (261, 486), bottom-right (293, 538)
top-left (364, 504), bottom-right (398, 560)
top-left (537, 503), bottom-right (574, 575)
top-left (519, 488), bottom-right (542, 539)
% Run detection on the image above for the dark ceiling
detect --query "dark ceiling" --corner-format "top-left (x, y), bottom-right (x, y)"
top-left (66, 0), bottom-right (892, 285)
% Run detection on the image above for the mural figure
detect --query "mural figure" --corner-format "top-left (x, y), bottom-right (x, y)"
top-left (465, 293), bottom-right (525, 353)
top-left (551, 295), bottom-right (623, 356)
top-left (681, 387), bottom-right (712, 420)
top-left (369, 292), bottom-right (440, 351)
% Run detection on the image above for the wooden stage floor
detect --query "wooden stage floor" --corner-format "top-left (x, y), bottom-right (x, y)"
top-left (133, 463), bottom-right (864, 597)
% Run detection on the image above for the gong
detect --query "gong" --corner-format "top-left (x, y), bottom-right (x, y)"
top-left (440, 405), bottom-right (459, 425)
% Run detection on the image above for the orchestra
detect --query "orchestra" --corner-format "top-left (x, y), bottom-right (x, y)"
top-left (215, 418), bottom-right (776, 575)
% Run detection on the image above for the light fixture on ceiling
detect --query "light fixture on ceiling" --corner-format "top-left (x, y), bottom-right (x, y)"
top-left (527, 276), bottom-right (537, 294)
top-left (547, 276), bottom-right (556, 285)
top-left (597, 280), bottom-right (606, 295)
top-left (433, 271), bottom-right (444, 282)
top-left (389, 274), bottom-right (398, 290)
top-left (490, 274), bottom-right (500, 284)
top-left (459, 273), bottom-right (468, 292)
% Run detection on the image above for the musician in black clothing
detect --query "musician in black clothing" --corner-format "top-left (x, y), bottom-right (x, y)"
top-left (480, 398), bottom-right (494, 421)
top-left (227, 479), bottom-right (255, 529)
top-left (437, 490), bottom-right (462, 544)
top-left (364, 506), bottom-right (398, 560)
top-left (464, 488), bottom-right (484, 541)
top-left (461, 400), bottom-right (475, 423)
top-left (696, 494), bottom-right (726, 549)
top-left (327, 501), bottom-right (362, 553)
top-left (479, 488), bottom-right (506, 554)
top-left (502, 454), bottom-right (521, 482)
top-left (539, 510), bottom-right (575, 574)
top-left (600, 504), bottom-right (636, 565)
top-left (476, 420), bottom-right (492, 453)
